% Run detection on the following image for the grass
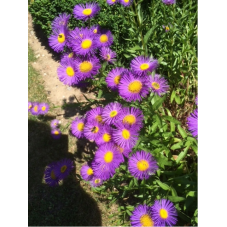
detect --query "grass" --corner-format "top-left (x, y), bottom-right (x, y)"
top-left (28, 45), bottom-right (123, 226)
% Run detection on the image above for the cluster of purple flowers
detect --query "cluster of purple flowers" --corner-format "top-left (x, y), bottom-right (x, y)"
top-left (130, 201), bottom-right (178, 226)
top-left (106, 0), bottom-right (133, 7)
top-left (106, 56), bottom-right (169, 102)
top-left (187, 96), bottom-right (198, 138)
top-left (70, 103), bottom-right (158, 186)
top-left (50, 119), bottom-right (62, 139)
top-left (44, 158), bottom-right (74, 186)
top-left (48, 4), bottom-right (117, 86)
top-left (28, 101), bottom-right (49, 115)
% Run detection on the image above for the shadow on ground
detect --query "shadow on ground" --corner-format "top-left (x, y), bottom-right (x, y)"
top-left (28, 119), bottom-right (101, 226)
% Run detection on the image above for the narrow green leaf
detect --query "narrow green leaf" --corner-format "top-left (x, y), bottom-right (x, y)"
top-left (176, 144), bottom-right (191, 163)
top-left (170, 90), bottom-right (176, 103)
top-left (144, 26), bottom-right (156, 45)
top-left (177, 125), bottom-right (187, 138)
top-left (98, 89), bottom-right (103, 99)
top-left (171, 141), bottom-right (184, 150)
top-left (162, 116), bottom-right (181, 125)
top-left (168, 196), bottom-right (185, 202)
top-left (175, 95), bottom-right (181, 104)
top-left (152, 96), bottom-right (166, 111)
top-left (156, 180), bottom-right (170, 190)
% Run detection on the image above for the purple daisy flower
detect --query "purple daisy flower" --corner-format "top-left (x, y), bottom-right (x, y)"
top-left (51, 128), bottom-right (61, 139)
top-left (115, 144), bottom-right (132, 158)
top-left (100, 47), bottom-right (116, 64)
top-left (86, 107), bottom-right (104, 124)
top-left (83, 119), bottom-right (103, 141)
top-left (30, 102), bottom-right (40, 115)
top-left (151, 199), bottom-right (178, 226)
top-left (112, 123), bottom-right (139, 149)
top-left (90, 177), bottom-right (103, 187)
top-left (90, 24), bottom-right (101, 35)
top-left (95, 125), bottom-right (113, 146)
top-left (130, 56), bottom-right (158, 76)
top-left (51, 13), bottom-right (70, 29)
top-left (162, 0), bottom-right (176, 5)
top-left (187, 109), bottom-right (198, 138)
top-left (162, 24), bottom-right (171, 32)
top-left (74, 55), bottom-right (101, 81)
top-left (48, 26), bottom-right (68, 53)
top-left (96, 30), bottom-right (113, 48)
top-left (70, 28), bottom-right (98, 56)
top-left (92, 143), bottom-right (122, 180)
top-left (28, 101), bottom-right (33, 112)
top-left (117, 106), bottom-right (144, 130)
top-left (119, 0), bottom-right (133, 7)
top-left (38, 103), bottom-right (49, 115)
top-left (107, 0), bottom-right (118, 5)
top-left (130, 204), bottom-right (154, 227)
top-left (44, 162), bottom-right (62, 187)
top-left (57, 58), bottom-right (78, 86)
top-left (150, 74), bottom-right (169, 96)
top-left (56, 158), bottom-right (74, 179)
top-left (80, 162), bottom-right (94, 181)
top-left (71, 117), bottom-right (86, 138)
top-left (51, 119), bottom-right (60, 128)
top-left (73, 3), bottom-right (100, 21)
top-left (67, 27), bottom-right (84, 47)
top-left (106, 67), bottom-right (126, 91)
top-left (102, 102), bottom-right (123, 125)
top-left (128, 150), bottom-right (158, 180)
top-left (60, 52), bottom-right (75, 64)
top-left (118, 71), bottom-right (150, 102)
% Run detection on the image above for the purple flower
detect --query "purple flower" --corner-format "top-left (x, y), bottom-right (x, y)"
top-left (83, 119), bottom-right (103, 141)
top-left (112, 123), bottom-right (139, 149)
top-left (107, 0), bottom-right (118, 5)
top-left (57, 58), bottom-right (78, 86)
top-left (187, 109), bottom-right (198, 138)
top-left (162, 0), bottom-right (176, 5)
top-left (56, 158), bottom-right (74, 179)
top-left (96, 30), bottom-right (113, 48)
top-left (67, 27), bottom-right (84, 47)
top-left (130, 204), bottom-right (154, 227)
top-left (90, 24), bottom-right (101, 35)
top-left (86, 106), bottom-right (104, 124)
top-left (73, 3), bottom-right (100, 21)
top-left (80, 162), bottom-right (94, 181)
top-left (92, 143), bottom-right (122, 180)
top-left (51, 13), bottom-right (70, 29)
top-left (106, 67), bottom-right (126, 91)
top-left (162, 24), bottom-right (171, 32)
top-left (115, 144), bottom-right (132, 158)
top-left (38, 103), bottom-right (49, 115)
top-left (130, 56), bottom-right (158, 76)
top-left (101, 102), bottom-right (123, 125)
top-left (51, 128), bottom-right (61, 139)
top-left (100, 47), bottom-right (116, 64)
top-left (151, 199), bottom-right (178, 226)
top-left (51, 119), bottom-right (60, 128)
top-left (74, 55), bottom-right (101, 81)
top-left (48, 26), bottom-right (68, 53)
top-left (90, 177), bottom-right (103, 187)
top-left (30, 102), bottom-right (40, 115)
top-left (149, 74), bottom-right (169, 96)
top-left (119, 0), bottom-right (133, 7)
top-left (118, 71), bottom-right (150, 102)
top-left (60, 52), bottom-right (75, 64)
top-left (28, 101), bottom-right (33, 112)
top-left (128, 150), bottom-right (158, 180)
top-left (95, 125), bottom-right (113, 146)
top-left (71, 117), bottom-right (86, 139)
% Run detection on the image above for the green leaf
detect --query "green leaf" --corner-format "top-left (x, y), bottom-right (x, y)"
top-left (176, 144), bottom-right (191, 163)
top-left (168, 196), bottom-right (185, 202)
top-left (98, 89), bottom-right (103, 99)
top-left (152, 96), bottom-right (166, 111)
top-left (177, 125), bottom-right (187, 138)
top-left (156, 180), bottom-right (170, 190)
top-left (171, 141), bottom-right (184, 150)
top-left (144, 26), bottom-right (156, 45)
top-left (171, 187), bottom-right (178, 196)
top-left (186, 191), bottom-right (197, 198)
top-left (175, 95), bottom-right (181, 104)
top-left (170, 90), bottom-right (176, 103)
top-left (191, 144), bottom-right (198, 155)
top-left (162, 116), bottom-right (181, 125)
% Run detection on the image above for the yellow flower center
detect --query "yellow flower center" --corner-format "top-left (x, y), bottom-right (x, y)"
top-left (87, 168), bottom-right (93, 176)
top-left (50, 170), bottom-right (56, 180)
top-left (34, 106), bottom-right (38, 112)
top-left (112, 0), bottom-right (116, 2)
top-left (83, 8), bottom-right (92, 16)
top-left (100, 34), bottom-right (108, 43)
top-left (123, 114), bottom-right (136, 125)
top-left (68, 52), bottom-right (74, 58)
top-left (140, 63), bottom-right (149, 70)
top-left (28, 105), bottom-right (32, 109)
top-left (137, 160), bottom-right (149, 171)
top-left (104, 151), bottom-right (113, 163)
top-left (61, 165), bottom-right (67, 173)
top-left (103, 133), bottom-right (111, 142)
top-left (122, 129), bottom-right (130, 139)
top-left (110, 110), bottom-right (117, 117)
top-left (41, 106), bottom-right (46, 111)
top-left (166, 26), bottom-right (170, 31)
top-left (81, 39), bottom-right (92, 49)
top-left (128, 81), bottom-right (142, 93)
top-left (58, 33), bottom-right (65, 43)
top-left (93, 29), bottom-right (97, 34)
top-left (106, 54), bottom-right (111, 61)
top-left (95, 179), bottom-right (100, 184)
top-left (114, 75), bottom-right (121, 85)
top-left (140, 214), bottom-right (154, 227)
top-left (66, 67), bottom-right (75, 77)
top-left (95, 115), bottom-right (103, 123)
top-left (77, 122), bottom-right (84, 131)
top-left (54, 130), bottom-right (59, 135)
top-left (152, 82), bottom-right (160, 90)
top-left (79, 61), bottom-right (93, 73)
top-left (91, 126), bottom-right (99, 133)
top-left (160, 209), bottom-right (168, 219)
